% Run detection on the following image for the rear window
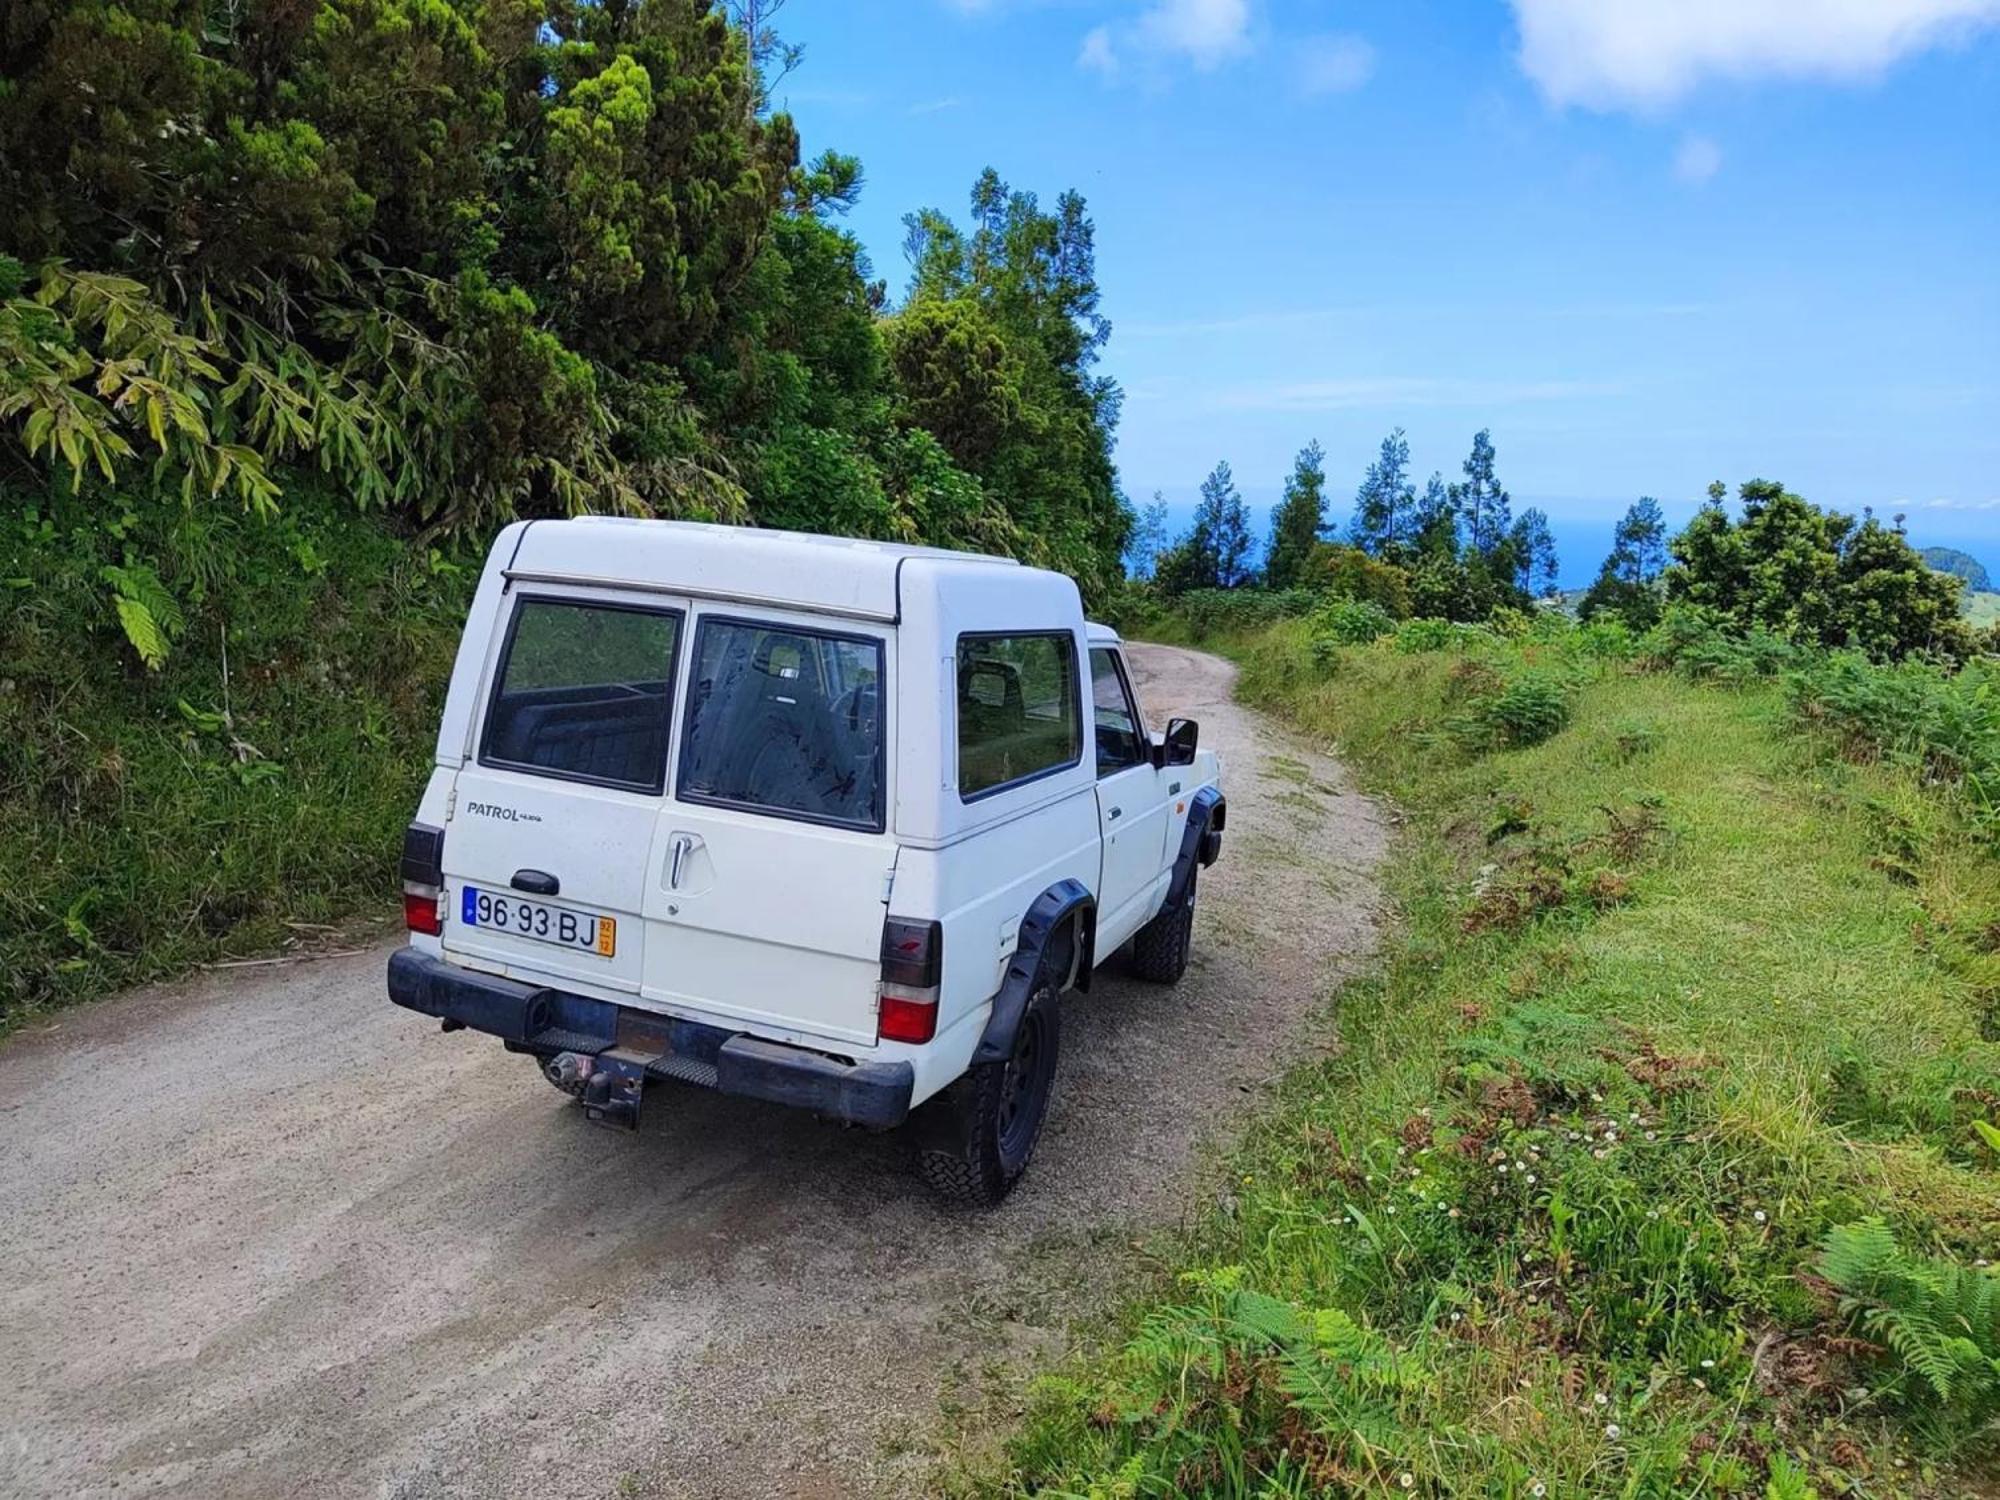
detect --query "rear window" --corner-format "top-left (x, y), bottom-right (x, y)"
top-left (957, 633), bottom-right (1081, 798)
top-left (480, 598), bottom-right (681, 792)
top-left (677, 618), bottom-right (886, 831)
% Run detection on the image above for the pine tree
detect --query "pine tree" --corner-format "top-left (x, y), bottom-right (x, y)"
top-left (1126, 491), bottom-right (1170, 580)
top-left (1458, 429), bottom-right (1513, 558)
top-left (1413, 471), bottom-right (1458, 558)
top-left (1200, 459), bottom-right (1255, 588)
top-left (1264, 441), bottom-right (1327, 589)
top-left (1349, 428), bottom-right (1413, 556)
top-left (1579, 496), bottom-right (1668, 627)
top-left (1509, 506), bottom-right (1560, 597)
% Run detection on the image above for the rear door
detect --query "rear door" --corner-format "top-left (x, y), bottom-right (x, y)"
top-left (440, 590), bottom-right (686, 995)
top-left (640, 609), bottom-right (897, 1047)
top-left (1090, 646), bottom-right (1174, 950)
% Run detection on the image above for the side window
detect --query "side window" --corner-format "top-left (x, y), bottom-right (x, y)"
top-left (480, 598), bottom-right (681, 791)
top-left (1090, 648), bottom-right (1146, 776)
top-left (677, 618), bottom-right (886, 830)
top-left (957, 633), bottom-right (1081, 798)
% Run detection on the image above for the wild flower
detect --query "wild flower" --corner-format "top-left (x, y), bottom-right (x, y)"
top-left (1605, 1423), bottom-right (1621, 1439)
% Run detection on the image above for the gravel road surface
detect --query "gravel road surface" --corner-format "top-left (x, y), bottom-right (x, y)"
top-left (0, 643), bottom-right (1387, 1500)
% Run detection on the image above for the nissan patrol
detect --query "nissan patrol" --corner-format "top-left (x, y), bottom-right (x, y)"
top-left (388, 517), bottom-right (1224, 1203)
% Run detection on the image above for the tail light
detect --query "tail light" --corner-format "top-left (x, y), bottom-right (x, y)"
top-left (401, 821), bottom-right (446, 936)
top-left (878, 916), bottom-right (942, 1043)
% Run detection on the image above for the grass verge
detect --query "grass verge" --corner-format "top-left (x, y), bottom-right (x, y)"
top-left (0, 478), bottom-right (473, 1026)
top-left (983, 620), bottom-right (2000, 1497)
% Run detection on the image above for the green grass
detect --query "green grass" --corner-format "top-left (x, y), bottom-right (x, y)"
top-left (982, 620), bottom-right (2000, 1497)
top-left (0, 478), bottom-right (475, 1025)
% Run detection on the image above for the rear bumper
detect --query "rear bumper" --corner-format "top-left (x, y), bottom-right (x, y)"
top-left (387, 948), bottom-right (914, 1130)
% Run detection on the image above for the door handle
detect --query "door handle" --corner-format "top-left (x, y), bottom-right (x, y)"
top-left (1107, 806), bottom-right (1122, 820)
top-left (666, 833), bottom-right (698, 890)
top-left (511, 868), bottom-right (559, 896)
top-left (1169, 781), bottom-right (1182, 795)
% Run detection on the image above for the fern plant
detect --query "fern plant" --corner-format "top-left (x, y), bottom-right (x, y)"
top-left (1819, 1218), bottom-right (2000, 1447)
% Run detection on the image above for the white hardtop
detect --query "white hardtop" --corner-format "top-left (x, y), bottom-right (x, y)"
top-left (1086, 621), bottom-right (1121, 645)
top-left (504, 516), bottom-right (1022, 624)
top-left (434, 517), bottom-right (1092, 838)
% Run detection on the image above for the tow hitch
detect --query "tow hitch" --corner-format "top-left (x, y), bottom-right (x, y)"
top-left (546, 1050), bottom-right (644, 1131)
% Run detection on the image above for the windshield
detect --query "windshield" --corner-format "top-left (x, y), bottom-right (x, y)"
top-left (676, 617), bottom-right (886, 831)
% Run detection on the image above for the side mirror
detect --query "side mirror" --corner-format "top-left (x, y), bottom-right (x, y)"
top-left (1162, 717), bottom-right (1199, 767)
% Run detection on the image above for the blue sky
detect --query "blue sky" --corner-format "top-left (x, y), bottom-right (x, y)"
top-left (777, 0), bottom-right (2000, 586)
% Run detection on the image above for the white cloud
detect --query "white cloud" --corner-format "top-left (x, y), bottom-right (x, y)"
top-left (1079, 0), bottom-right (1252, 80)
top-left (1079, 23), bottom-right (1118, 75)
top-left (1673, 133), bottom-right (1723, 183)
top-left (1510, 0), bottom-right (2000, 110)
top-left (1297, 33), bottom-right (1376, 95)
top-left (909, 96), bottom-right (965, 115)
top-left (1213, 376), bottom-right (1620, 413)
top-left (1138, 0), bottom-right (1253, 69)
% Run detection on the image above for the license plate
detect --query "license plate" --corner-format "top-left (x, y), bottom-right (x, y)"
top-left (460, 886), bottom-right (616, 956)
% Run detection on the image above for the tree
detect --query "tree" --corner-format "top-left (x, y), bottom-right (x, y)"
top-left (1265, 441), bottom-right (1327, 589)
top-left (1126, 491), bottom-right (1170, 581)
top-left (1349, 428), bottom-right (1414, 557)
top-left (1508, 507), bottom-right (1560, 597)
top-left (1413, 472), bottom-right (1458, 559)
top-left (1457, 429), bottom-right (1513, 558)
top-left (1664, 481), bottom-right (1968, 659)
top-left (1157, 461), bottom-right (1253, 594)
top-left (1199, 460), bottom-right (1255, 588)
top-left (1579, 497), bottom-right (1667, 627)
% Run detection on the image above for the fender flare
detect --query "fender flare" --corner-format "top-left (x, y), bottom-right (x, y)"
top-left (972, 879), bottom-right (1096, 1065)
top-left (1167, 785), bottom-right (1227, 907)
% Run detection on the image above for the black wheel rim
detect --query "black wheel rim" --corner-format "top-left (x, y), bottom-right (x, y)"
top-left (997, 1005), bottom-right (1049, 1157)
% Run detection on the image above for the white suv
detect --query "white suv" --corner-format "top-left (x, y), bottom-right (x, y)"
top-left (389, 518), bottom-right (1224, 1203)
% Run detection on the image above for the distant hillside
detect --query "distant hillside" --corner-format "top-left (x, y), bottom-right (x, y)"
top-left (1922, 545), bottom-right (1991, 591)
top-left (1964, 591), bottom-right (2000, 628)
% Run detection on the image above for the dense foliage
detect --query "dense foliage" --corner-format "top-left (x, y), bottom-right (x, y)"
top-left (0, 0), bottom-right (1134, 1015)
top-left (0, 0), bottom-right (1131, 674)
top-left (1667, 481), bottom-right (1966, 661)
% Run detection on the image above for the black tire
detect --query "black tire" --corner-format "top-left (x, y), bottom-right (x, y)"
top-left (917, 978), bottom-right (1061, 1207)
top-left (1128, 867), bottom-right (1196, 984)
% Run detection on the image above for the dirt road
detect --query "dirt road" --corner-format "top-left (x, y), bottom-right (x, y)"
top-left (0, 644), bottom-right (1386, 1500)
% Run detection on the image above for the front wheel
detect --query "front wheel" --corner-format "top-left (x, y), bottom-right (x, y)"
top-left (1128, 868), bottom-right (1196, 984)
top-left (916, 979), bottom-right (1061, 1207)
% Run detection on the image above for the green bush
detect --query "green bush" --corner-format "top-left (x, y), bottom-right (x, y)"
top-left (1642, 605), bottom-right (1798, 682)
top-left (1450, 668), bottom-right (1575, 751)
top-left (1394, 616), bottom-right (1494, 654)
top-left (1165, 587), bottom-right (1321, 641)
top-left (1310, 595), bottom-right (1396, 647)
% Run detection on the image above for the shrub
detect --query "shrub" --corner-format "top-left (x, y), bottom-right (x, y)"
top-left (1311, 595), bottom-right (1396, 647)
top-left (1450, 669), bottom-right (1575, 752)
top-left (1173, 587), bottom-right (1320, 640)
top-left (1641, 605), bottom-right (1797, 682)
top-left (1394, 616), bottom-right (1493, 654)
top-left (1302, 542), bottom-right (1411, 618)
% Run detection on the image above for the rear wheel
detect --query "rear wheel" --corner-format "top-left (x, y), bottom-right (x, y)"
top-left (1129, 867), bottom-right (1196, 984)
top-left (917, 978), bottom-right (1061, 1207)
